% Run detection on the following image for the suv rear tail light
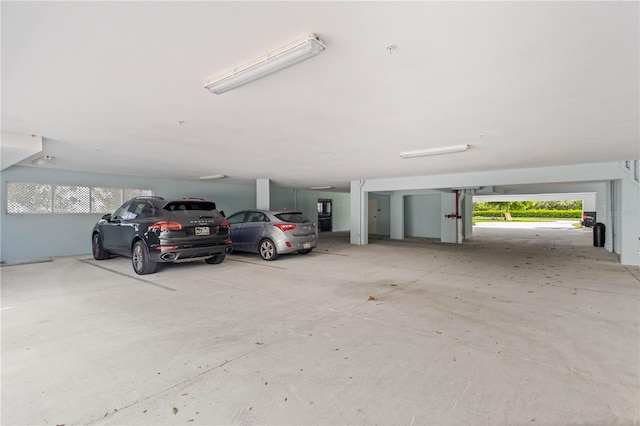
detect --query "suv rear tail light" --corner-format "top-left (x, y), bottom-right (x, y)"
top-left (220, 220), bottom-right (230, 230)
top-left (150, 221), bottom-right (183, 232)
top-left (274, 223), bottom-right (296, 232)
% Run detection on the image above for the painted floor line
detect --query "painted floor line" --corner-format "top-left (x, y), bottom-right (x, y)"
top-left (78, 259), bottom-right (177, 291)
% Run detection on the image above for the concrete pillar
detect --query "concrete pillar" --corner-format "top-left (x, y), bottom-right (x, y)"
top-left (619, 176), bottom-right (639, 266)
top-left (604, 182), bottom-right (615, 253)
top-left (463, 190), bottom-right (474, 240)
top-left (440, 193), bottom-right (457, 243)
top-left (390, 193), bottom-right (404, 240)
top-left (256, 179), bottom-right (270, 210)
top-left (350, 180), bottom-right (368, 245)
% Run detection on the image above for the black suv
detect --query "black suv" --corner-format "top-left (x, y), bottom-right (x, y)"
top-left (92, 196), bottom-right (232, 274)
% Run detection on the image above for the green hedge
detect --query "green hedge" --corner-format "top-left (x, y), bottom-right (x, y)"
top-left (473, 209), bottom-right (581, 218)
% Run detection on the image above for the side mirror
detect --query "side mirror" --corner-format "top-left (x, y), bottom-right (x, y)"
top-left (102, 214), bottom-right (112, 221)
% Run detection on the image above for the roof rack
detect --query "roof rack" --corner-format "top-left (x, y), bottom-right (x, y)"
top-left (182, 197), bottom-right (205, 200)
top-left (134, 196), bottom-right (164, 200)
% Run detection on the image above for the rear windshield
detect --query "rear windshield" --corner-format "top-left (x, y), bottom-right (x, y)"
top-left (275, 212), bottom-right (310, 223)
top-left (163, 201), bottom-right (217, 212)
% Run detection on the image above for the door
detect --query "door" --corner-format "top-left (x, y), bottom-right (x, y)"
top-left (317, 199), bottom-right (332, 232)
top-left (101, 201), bottom-right (133, 253)
top-left (243, 211), bottom-right (269, 249)
top-left (227, 211), bottom-right (249, 249)
top-left (368, 198), bottom-right (377, 234)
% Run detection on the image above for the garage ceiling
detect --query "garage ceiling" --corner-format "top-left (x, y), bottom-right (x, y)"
top-left (2, 2), bottom-right (638, 190)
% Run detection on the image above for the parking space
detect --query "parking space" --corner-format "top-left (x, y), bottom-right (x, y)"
top-left (1, 231), bottom-right (638, 424)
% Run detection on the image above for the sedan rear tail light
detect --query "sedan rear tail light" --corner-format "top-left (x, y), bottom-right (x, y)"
top-left (150, 221), bottom-right (183, 232)
top-left (273, 223), bottom-right (296, 232)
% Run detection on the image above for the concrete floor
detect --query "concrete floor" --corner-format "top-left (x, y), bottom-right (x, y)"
top-left (1, 227), bottom-right (639, 425)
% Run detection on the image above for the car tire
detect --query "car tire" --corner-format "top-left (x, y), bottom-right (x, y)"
top-left (259, 238), bottom-right (278, 261)
top-left (205, 254), bottom-right (225, 264)
top-left (298, 249), bottom-right (312, 255)
top-left (132, 240), bottom-right (158, 275)
top-left (92, 233), bottom-right (110, 260)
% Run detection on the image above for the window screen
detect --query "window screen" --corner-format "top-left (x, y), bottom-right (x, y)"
top-left (6, 182), bottom-right (152, 214)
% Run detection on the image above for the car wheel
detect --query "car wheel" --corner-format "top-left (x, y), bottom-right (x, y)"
top-left (259, 239), bottom-right (278, 261)
top-left (205, 254), bottom-right (225, 264)
top-left (92, 233), bottom-right (110, 260)
top-left (298, 249), bottom-right (312, 255)
top-left (131, 240), bottom-right (158, 275)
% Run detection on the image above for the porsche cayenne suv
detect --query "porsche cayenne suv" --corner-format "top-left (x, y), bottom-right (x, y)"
top-left (92, 196), bottom-right (232, 274)
top-left (225, 209), bottom-right (318, 260)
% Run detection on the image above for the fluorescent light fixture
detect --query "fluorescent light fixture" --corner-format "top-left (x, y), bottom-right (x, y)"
top-left (205, 34), bottom-right (326, 94)
top-left (31, 155), bottom-right (53, 165)
top-left (310, 186), bottom-right (333, 190)
top-left (199, 174), bottom-right (226, 180)
top-left (400, 144), bottom-right (470, 159)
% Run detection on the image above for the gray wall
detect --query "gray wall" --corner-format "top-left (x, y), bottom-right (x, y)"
top-left (271, 187), bottom-right (351, 232)
top-left (0, 166), bottom-right (352, 262)
top-left (404, 194), bottom-right (441, 238)
top-left (0, 166), bottom-right (254, 262)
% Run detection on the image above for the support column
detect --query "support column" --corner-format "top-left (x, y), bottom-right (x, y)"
top-left (619, 176), bottom-right (640, 266)
top-left (463, 189), bottom-right (474, 240)
top-left (350, 180), bottom-right (368, 245)
top-left (604, 182), bottom-right (614, 253)
top-left (256, 179), bottom-right (270, 210)
top-left (440, 193), bottom-right (457, 243)
top-left (390, 192), bottom-right (404, 240)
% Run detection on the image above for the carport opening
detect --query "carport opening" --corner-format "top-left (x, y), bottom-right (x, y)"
top-left (471, 199), bottom-right (595, 248)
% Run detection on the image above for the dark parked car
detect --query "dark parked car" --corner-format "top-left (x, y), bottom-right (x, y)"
top-left (226, 209), bottom-right (318, 260)
top-left (92, 196), bottom-right (232, 274)
top-left (581, 211), bottom-right (596, 227)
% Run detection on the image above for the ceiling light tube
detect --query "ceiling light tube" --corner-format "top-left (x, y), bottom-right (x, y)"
top-left (310, 186), bottom-right (333, 190)
top-left (199, 174), bottom-right (226, 180)
top-left (204, 34), bottom-right (326, 95)
top-left (400, 144), bottom-right (470, 158)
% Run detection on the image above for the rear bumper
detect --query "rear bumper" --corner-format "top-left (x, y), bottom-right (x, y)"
top-left (150, 244), bottom-right (232, 262)
top-left (275, 235), bottom-right (318, 254)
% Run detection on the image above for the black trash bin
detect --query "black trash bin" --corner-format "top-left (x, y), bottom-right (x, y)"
top-left (593, 222), bottom-right (605, 247)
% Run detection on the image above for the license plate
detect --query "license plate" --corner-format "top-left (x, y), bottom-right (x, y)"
top-left (195, 226), bottom-right (210, 236)
top-left (303, 242), bottom-right (311, 249)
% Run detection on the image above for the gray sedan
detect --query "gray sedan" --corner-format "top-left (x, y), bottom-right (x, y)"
top-left (226, 210), bottom-right (318, 260)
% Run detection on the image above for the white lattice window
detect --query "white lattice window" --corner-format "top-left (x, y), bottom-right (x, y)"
top-left (124, 188), bottom-right (153, 200)
top-left (6, 183), bottom-right (52, 213)
top-left (6, 182), bottom-right (152, 214)
top-left (91, 187), bottom-right (123, 213)
top-left (54, 186), bottom-right (91, 213)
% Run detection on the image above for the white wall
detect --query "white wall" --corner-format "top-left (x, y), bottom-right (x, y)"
top-left (404, 195), bottom-right (441, 238)
top-left (615, 175), bottom-right (640, 265)
top-left (270, 187), bottom-right (350, 233)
